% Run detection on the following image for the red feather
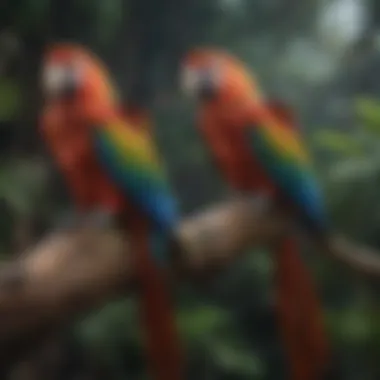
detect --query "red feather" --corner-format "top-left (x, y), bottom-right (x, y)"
top-left (265, 99), bottom-right (298, 130)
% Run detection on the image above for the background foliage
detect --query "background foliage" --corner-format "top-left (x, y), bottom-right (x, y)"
top-left (1, 0), bottom-right (380, 379)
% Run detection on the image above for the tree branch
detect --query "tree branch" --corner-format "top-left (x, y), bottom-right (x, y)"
top-left (0, 197), bottom-right (379, 354)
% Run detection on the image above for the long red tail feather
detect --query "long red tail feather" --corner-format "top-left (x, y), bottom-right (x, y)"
top-left (276, 237), bottom-right (329, 380)
top-left (130, 222), bottom-right (184, 380)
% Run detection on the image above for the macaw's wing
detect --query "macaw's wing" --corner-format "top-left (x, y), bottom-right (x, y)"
top-left (246, 117), bottom-right (327, 230)
top-left (265, 99), bottom-right (298, 131)
top-left (120, 104), bottom-right (151, 132)
top-left (91, 120), bottom-right (179, 230)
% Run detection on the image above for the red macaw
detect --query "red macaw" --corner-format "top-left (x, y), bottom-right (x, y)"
top-left (40, 43), bottom-right (184, 380)
top-left (180, 48), bottom-right (330, 380)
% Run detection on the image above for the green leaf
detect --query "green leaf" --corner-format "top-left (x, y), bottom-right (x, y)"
top-left (312, 129), bottom-right (363, 155)
top-left (355, 97), bottom-right (380, 135)
top-left (178, 305), bottom-right (231, 342)
top-left (327, 308), bottom-right (373, 346)
top-left (0, 79), bottom-right (22, 121)
top-left (0, 160), bottom-right (48, 215)
top-left (75, 298), bottom-right (138, 348)
top-left (326, 155), bottom-right (380, 183)
top-left (211, 342), bottom-right (264, 377)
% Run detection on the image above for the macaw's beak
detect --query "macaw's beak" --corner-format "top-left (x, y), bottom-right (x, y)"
top-left (180, 66), bottom-right (219, 101)
top-left (42, 63), bottom-right (79, 100)
top-left (198, 73), bottom-right (218, 101)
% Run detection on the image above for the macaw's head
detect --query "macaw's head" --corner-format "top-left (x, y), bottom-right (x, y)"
top-left (180, 48), bottom-right (262, 104)
top-left (42, 43), bottom-right (117, 106)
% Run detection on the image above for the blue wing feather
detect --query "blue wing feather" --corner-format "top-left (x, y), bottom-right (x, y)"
top-left (92, 123), bottom-right (179, 232)
top-left (247, 126), bottom-right (327, 231)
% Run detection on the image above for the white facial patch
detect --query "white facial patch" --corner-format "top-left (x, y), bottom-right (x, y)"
top-left (180, 62), bottom-right (223, 98)
top-left (180, 66), bottom-right (203, 97)
top-left (42, 64), bottom-right (69, 97)
top-left (42, 59), bottom-right (84, 98)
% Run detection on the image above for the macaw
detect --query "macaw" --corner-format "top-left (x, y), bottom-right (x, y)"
top-left (40, 43), bottom-right (184, 380)
top-left (180, 48), bottom-right (330, 380)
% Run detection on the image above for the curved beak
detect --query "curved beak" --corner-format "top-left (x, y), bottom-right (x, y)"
top-left (180, 66), bottom-right (219, 100)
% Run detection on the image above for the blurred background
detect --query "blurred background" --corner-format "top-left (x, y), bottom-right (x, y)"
top-left (1, 0), bottom-right (380, 379)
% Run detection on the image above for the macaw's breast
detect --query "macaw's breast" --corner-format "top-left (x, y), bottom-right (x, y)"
top-left (41, 102), bottom-right (127, 213)
top-left (200, 102), bottom-right (276, 196)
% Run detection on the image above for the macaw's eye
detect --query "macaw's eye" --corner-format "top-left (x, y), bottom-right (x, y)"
top-left (196, 67), bottom-right (220, 100)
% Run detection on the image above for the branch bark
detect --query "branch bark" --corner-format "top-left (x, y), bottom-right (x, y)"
top-left (0, 197), bottom-right (379, 355)
top-left (0, 197), bottom-right (278, 340)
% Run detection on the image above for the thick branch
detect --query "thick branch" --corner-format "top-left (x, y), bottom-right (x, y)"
top-left (0, 198), bottom-right (278, 340)
top-left (0, 197), bottom-right (379, 350)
